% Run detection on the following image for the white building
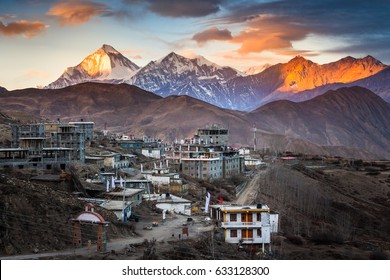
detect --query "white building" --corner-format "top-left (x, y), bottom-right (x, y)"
top-left (142, 165), bottom-right (182, 186)
top-left (239, 148), bottom-right (251, 156)
top-left (144, 193), bottom-right (192, 216)
top-left (210, 204), bottom-right (279, 251)
top-left (141, 147), bottom-right (165, 159)
top-left (244, 158), bottom-right (266, 169)
top-left (99, 200), bottom-right (132, 222)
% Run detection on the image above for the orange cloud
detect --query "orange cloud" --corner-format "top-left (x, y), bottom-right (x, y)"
top-left (0, 20), bottom-right (49, 37)
top-left (192, 27), bottom-right (233, 46)
top-left (128, 55), bottom-right (142, 59)
top-left (230, 15), bottom-right (308, 55)
top-left (47, 0), bottom-right (109, 26)
top-left (24, 69), bottom-right (51, 79)
top-left (121, 49), bottom-right (143, 59)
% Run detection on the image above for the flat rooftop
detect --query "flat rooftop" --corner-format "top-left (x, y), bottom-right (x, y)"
top-left (210, 204), bottom-right (270, 212)
top-left (105, 188), bottom-right (144, 197)
top-left (143, 193), bottom-right (191, 204)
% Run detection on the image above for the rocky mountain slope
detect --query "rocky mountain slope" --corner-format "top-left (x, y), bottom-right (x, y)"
top-left (127, 52), bottom-right (241, 109)
top-left (247, 86), bottom-right (390, 158)
top-left (1, 83), bottom-right (389, 159)
top-left (230, 55), bottom-right (387, 110)
top-left (288, 66), bottom-right (390, 104)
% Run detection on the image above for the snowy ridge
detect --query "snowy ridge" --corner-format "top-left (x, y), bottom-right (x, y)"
top-left (46, 45), bottom-right (388, 111)
top-left (126, 52), bottom-right (242, 108)
top-left (46, 44), bottom-right (140, 89)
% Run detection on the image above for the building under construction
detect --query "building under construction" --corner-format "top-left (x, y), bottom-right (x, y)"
top-left (0, 121), bottom-right (92, 170)
top-left (167, 125), bottom-right (244, 180)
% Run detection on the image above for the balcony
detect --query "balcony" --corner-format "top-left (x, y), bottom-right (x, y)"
top-left (225, 237), bottom-right (264, 244)
top-left (221, 221), bottom-right (262, 228)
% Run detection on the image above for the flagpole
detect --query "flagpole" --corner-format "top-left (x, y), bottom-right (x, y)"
top-left (122, 176), bottom-right (126, 222)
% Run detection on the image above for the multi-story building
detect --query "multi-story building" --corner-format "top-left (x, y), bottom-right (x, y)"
top-left (118, 139), bottom-right (144, 153)
top-left (168, 146), bottom-right (244, 180)
top-left (196, 124), bottom-right (229, 146)
top-left (210, 204), bottom-right (279, 252)
top-left (68, 121), bottom-right (94, 141)
top-left (45, 124), bottom-right (85, 162)
top-left (0, 122), bottom-right (90, 170)
top-left (141, 146), bottom-right (166, 159)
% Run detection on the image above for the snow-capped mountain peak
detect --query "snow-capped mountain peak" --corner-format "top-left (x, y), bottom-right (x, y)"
top-left (46, 44), bottom-right (139, 89)
top-left (191, 55), bottom-right (219, 68)
top-left (46, 44), bottom-right (387, 111)
top-left (101, 44), bottom-right (120, 54)
top-left (244, 63), bottom-right (272, 75)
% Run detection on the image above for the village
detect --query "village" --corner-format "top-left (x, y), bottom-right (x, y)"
top-left (1, 120), bottom-right (389, 260)
top-left (0, 120), bottom-right (282, 259)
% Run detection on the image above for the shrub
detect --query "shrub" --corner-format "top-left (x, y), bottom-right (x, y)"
top-left (285, 234), bottom-right (304, 245)
top-left (311, 231), bottom-right (344, 245)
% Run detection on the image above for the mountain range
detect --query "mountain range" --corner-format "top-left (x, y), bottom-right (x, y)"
top-left (45, 44), bottom-right (389, 110)
top-left (1, 83), bottom-right (389, 159)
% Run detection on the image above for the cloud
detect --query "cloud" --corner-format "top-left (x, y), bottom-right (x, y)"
top-left (0, 14), bottom-right (16, 21)
top-left (120, 49), bottom-right (143, 59)
top-left (47, 0), bottom-right (110, 26)
top-left (206, 0), bottom-right (390, 58)
top-left (0, 20), bottom-right (49, 37)
top-left (24, 69), bottom-right (51, 79)
top-left (177, 50), bottom-right (200, 59)
top-left (192, 27), bottom-right (232, 46)
top-left (230, 15), bottom-right (308, 55)
top-left (128, 55), bottom-right (142, 59)
top-left (125, 0), bottom-right (222, 18)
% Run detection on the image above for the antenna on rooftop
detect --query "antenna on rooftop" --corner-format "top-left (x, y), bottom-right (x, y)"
top-left (252, 125), bottom-right (257, 151)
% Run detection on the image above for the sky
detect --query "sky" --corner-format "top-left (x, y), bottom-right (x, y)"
top-left (1, 0), bottom-right (390, 90)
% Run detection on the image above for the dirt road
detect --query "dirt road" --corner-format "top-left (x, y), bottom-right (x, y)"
top-left (0, 214), bottom-right (213, 260)
top-left (235, 169), bottom-right (266, 205)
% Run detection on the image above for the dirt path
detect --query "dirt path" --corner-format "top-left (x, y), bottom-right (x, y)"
top-left (235, 169), bottom-right (267, 205)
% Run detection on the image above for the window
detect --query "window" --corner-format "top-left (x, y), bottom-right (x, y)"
top-left (257, 229), bottom-right (262, 237)
top-left (230, 213), bottom-right (237, 222)
top-left (230, 229), bottom-right (237, 238)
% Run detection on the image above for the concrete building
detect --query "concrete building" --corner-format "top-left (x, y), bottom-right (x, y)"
top-left (167, 125), bottom-right (244, 180)
top-left (142, 161), bottom-right (182, 186)
top-left (210, 204), bottom-right (279, 251)
top-left (1, 123), bottom-right (86, 170)
top-left (69, 121), bottom-right (94, 141)
top-left (167, 144), bottom-right (244, 180)
top-left (45, 124), bottom-right (85, 162)
top-left (141, 146), bottom-right (165, 159)
top-left (144, 193), bottom-right (192, 216)
top-left (99, 200), bottom-right (132, 222)
top-left (118, 139), bottom-right (144, 153)
top-left (196, 124), bottom-right (229, 146)
top-left (85, 155), bottom-right (105, 170)
top-left (86, 152), bottom-right (133, 171)
top-left (104, 188), bottom-right (144, 207)
top-left (244, 158), bottom-right (266, 170)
